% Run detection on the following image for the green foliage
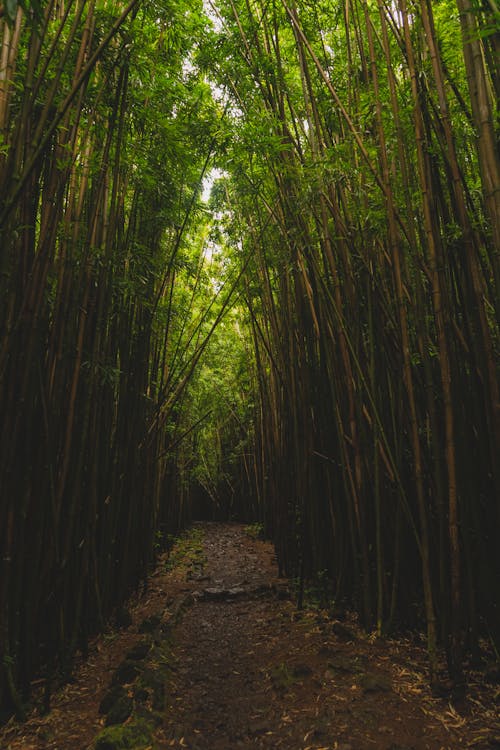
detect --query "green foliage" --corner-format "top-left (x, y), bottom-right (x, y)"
top-left (165, 526), bottom-right (206, 571)
top-left (180, 301), bottom-right (256, 507)
top-left (290, 570), bottom-right (333, 610)
top-left (245, 522), bottom-right (264, 539)
top-left (93, 719), bottom-right (157, 750)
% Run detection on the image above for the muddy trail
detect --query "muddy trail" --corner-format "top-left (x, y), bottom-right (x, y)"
top-left (1, 523), bottom-right (498, 750)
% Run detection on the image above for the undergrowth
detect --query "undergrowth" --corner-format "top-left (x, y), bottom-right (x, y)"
top-left (165, 526), bottom-right (206, 572)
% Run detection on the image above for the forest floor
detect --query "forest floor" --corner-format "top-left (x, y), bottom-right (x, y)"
top-left (1, 522), bottom-right (500, 750)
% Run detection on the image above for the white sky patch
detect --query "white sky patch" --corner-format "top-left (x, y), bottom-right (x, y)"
top-left (204, 0), bottom-right (223, 32)
top-left (208, 79), bottom-right (228, 106)
top-left (201, 167), bottom-right (227, 202)
top-left (388, 0), bottom-right (410, 28)
top-left (201, 236), bottom-right (217, 263)
top-left (182, 54), bottom-right (196, 79)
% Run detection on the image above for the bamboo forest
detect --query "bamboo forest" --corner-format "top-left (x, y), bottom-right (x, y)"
top-left (0, 0), bottom-right (499, 746)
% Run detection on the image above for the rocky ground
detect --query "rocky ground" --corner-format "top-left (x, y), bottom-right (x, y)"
top-left (1, 522), bottom-right (499, 750)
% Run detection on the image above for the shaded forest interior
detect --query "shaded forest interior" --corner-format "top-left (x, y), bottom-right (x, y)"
top-left (0, 0), bottom-right (499, 722)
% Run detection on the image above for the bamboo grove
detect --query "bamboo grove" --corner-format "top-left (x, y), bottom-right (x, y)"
top-left (0, 0), bottom-right (499, 718)
top-left (203, 0), bottom-right (500, 689)
top-left (0, 0), bottom-right (225, 716)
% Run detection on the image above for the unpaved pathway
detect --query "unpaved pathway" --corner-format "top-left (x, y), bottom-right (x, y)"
top-left (0, 523), bottom-right (498, 750)
top-left (160, 524), bottom-right (495, 750)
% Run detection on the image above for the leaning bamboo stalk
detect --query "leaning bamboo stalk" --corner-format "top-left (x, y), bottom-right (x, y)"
top-left (455, 0), bottom-right (500, 278)
top-left (364, 0), bottom-right (437, 673)
top-left (0, 7), bottom-right (22, 134)
top-left (419, 0), bottom-right (500, 524)
top-left (399, 0), bottom-right (464, 687)
top-left (0, 0), bottom-right (140, 227)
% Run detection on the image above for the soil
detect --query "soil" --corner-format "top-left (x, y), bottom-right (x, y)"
top-left (1, 522), bottom-right (499, 750)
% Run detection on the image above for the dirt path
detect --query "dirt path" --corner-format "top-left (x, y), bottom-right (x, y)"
top-left (160, 524), bottom-right (486, 750)
top-left (0, 523), bottom-right (498, 750)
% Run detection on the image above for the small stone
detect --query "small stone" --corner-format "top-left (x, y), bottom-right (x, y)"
top-left (112, 659), bottom-right (140, 686)
top-left (105, 695), bottom-right (133, 726)
top-left (138, 614), bottom-right (161, 634)
top-left (133, 686), bottom-right (149, 703)
top-left (99, 685), bottom-right (125, 715)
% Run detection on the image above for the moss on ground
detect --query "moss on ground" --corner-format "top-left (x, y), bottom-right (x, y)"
top-left (93, 718), bottom-right (157, 750)
top-left (244, 522), bottom-right (264, 539)
top-left (165, 526), bottom-right (206, 572)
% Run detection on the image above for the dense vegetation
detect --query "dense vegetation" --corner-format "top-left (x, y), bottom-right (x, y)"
top-left (0, 0), bottom-right (498, 716)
